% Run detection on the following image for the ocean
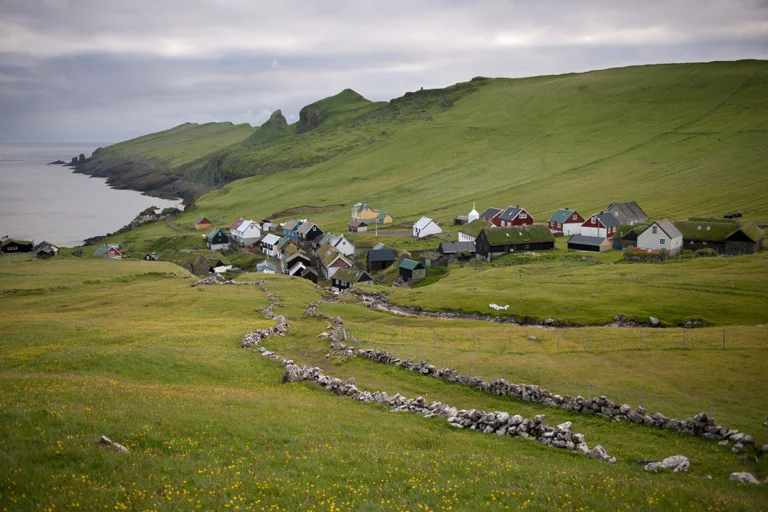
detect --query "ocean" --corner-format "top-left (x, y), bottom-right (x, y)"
top-left (0, 143), bottom-right (182, 247)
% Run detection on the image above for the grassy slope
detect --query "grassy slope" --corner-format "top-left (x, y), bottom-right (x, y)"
top-left (1, 263), bottom-right (767, 510)
top-left (172, 60), bottom-right (768, 232)
top-left (96, 122), bottom-right (255, 170)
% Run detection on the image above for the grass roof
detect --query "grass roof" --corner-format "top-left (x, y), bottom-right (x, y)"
top-left (732, 222), bottom-right (765, 243)
top-left (482, 224), bottom-right (555, 245)
top-left (674, 221), bottom-right (736, 241)
top-left (460, 219), bottom-right (491, 238)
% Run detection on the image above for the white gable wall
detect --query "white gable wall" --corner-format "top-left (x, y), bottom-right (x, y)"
top-left (637, 223), bottom-right (683, 256)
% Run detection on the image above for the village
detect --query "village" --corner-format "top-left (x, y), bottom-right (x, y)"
top-left (7, 199), bottom-right (756, 292)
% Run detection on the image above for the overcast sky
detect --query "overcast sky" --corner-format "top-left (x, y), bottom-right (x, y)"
top-left (1, 0), bottom-right (766, 143)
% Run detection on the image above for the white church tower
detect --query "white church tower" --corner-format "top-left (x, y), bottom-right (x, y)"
top-left (467, 202), bottom-right (479, 223)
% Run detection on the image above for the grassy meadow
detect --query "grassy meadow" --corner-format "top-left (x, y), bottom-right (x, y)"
top-left (1, 261), bottom-right (767, 510)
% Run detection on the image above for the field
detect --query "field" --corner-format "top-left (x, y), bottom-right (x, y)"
top-left (1, 260), bottom-right (768, 510)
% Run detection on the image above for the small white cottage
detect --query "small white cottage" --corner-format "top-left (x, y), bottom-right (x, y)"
top-left (413, 216), bottom-right (442, 238)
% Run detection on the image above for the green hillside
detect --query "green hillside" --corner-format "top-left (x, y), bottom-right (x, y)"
top-left (95, 121), bottom-right (255, 170)
top-left (166, 60), bottom-right (767, 231)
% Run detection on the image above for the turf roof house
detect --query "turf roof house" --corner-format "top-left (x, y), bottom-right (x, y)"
top-left (194, 217), bottom-right (212, 230)
top-left (606, 201), bottom-right (647, 226)
top-left (317, 233), bottom-right (355, 258)
top-left (1, 238), bottom-right (33, 253)
top-left (351, 203), bottom-right (393, 224)
top-left (317, 244), bottom-right (352, 279)
top-left (256, 260), bottom-right (277, 274)
top-left (260, 234), bottom-right (282, 257)
top-left (331, 268), bottom-right (374, 291)
top-left (674, 220), bottom-right (765, 255)
top-left (581, 212), bottom-right (620, 239)
top-left (230, 219), bottom-right (262, 246)
top-left (367, 247), bottom-right (397, 272)
top-left (475, 225), bottom-right (555, 261)
top-left (548, 208), bottom-right (584, 236)
top-left (458, 219), bottom-right (491, 243)
top-left (413, 216), bottom-right (442, 238)
top-left (636, 219), bottom-right (683, 257)
top-left (206, 228), bottom-right (230, 250)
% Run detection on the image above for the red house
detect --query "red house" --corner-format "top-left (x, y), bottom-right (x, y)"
top-left (479, 207), bottom-right (503, 226)
top-left (580, 211), bottom-right (620, 239)
top-left (498, 206), bottom-right (534, 227)
top-left (548, 208), bottom-right (585, 236)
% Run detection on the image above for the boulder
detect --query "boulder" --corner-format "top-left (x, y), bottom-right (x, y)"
top-left (661, 455), bottom-right (689, 472)
top-left (649, 317), bottom-right (660, 326)
top-left (730, 472), bottom-right (760, 485)
top-left (762, 444), bottom-right (768, 454)
top-left (99, 435), bottom-right (129, 454)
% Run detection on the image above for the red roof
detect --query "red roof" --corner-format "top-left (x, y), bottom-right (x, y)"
top-left (348, 220), bottom-right (368, 227)
top-left (231, 218), bottom-right (246, 231)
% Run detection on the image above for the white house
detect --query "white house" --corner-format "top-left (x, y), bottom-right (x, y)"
top-left (637, 218), bottom-right (683, 257)
top-left (260, 234), bottom-right (282, 257)
top-left (231, 219), bottom-right (262, 246)
top-left (318, 233), bottom-right (355, 258)
top-left (413, 216), bottom-right (442, 238)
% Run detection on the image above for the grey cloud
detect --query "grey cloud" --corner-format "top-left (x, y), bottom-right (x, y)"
top-left (0, 0), bottom-right (766, 141)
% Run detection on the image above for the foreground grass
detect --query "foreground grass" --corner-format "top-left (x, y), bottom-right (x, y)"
top-left (1, 262), bottom-right (767, 510)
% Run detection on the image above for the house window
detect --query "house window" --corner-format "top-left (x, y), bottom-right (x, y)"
top-left (520, 213), bottom-right (527, 219)
top-left (573, 214), bottom-right (577, 220)
top-left (591, 217), bottom-right (596, 224)
top-left (652, 226), bottom-right (657, 234)
top-left (659, 239), bottom-right (666, 245)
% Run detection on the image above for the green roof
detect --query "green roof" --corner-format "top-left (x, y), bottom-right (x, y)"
top-left (482, 224), bottom-right (555, 245)
top-left (730, 222), bottom-right (765, 243)
top-left (460, 219), bottom-right (491, 237)
top-left (674, 221), bottom-right (736, 241)
top-left (318, 244), bottom-right (347, 266)
top-left (549, 208), bottom-right (577, 223)
top-left (399, 258), bottom-right (423, 270)
top-left (332, 268), bottom-right (369, 283)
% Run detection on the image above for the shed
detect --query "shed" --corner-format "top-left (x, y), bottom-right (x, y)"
top-left (194, 217), bottom-right (212, 230)
top-left (33, 241), bottom-right (58, 259)
top-left (398, 259), bottom-right (426, 282)
top-left (348, 219), bottom-right (368, 233)
top-left (256, 260), bottom-right (277, 274)
top-left (724, 223), bottom-right (765, 255)
top-left (367, 248), bottom-right (397, 272)
top-left (567, 235), bottom-right (612, 252)
top-left (143, 252), bottom-right (158, 261)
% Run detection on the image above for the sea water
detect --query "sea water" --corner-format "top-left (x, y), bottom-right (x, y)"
top-left (0, 143), bottom-right (182, 247)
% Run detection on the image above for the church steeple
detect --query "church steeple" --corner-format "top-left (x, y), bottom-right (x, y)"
top-left (468, 202), bottom-right (479, 223)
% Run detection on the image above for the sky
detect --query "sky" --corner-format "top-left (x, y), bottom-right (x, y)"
top-left (0, 0), bottom-right (766, 143)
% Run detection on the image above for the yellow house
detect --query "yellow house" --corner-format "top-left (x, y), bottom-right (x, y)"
top-left (351, 203), bottom-right (393, 224)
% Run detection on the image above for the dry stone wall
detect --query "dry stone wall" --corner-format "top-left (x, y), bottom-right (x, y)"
top-left (304, 302), bottom-right (758, 450)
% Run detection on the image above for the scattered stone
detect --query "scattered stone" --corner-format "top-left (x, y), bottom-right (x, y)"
top-left (99, 435), bottom-right (129, 454)
top-left (662, 455), bottom-right (689, 472)
top-left (718, 440), bottom-right (729, 446)
top-left (527, 335), bottom-right (538, 342)
top-left (649, 317), bottom-right (660, 327)
top-left (730, 472), bottom-right (760, 485)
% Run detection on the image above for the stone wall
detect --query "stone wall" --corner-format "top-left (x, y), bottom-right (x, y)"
top-left (304, 301), bottom-right (757, 450)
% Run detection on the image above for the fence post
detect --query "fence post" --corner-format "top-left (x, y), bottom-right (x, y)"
top-left (639, 328), bottom-right (643, 350)
top-left (711, 395), bottom-right (715, 421)
top-left (588, 336), bottom-right (591, 352)
top-left (722, 329), bottom-right (726, 349)
top-left (682, 328), bottom-right (685, 349)
top-left (640, 385), bottom-right (644, 408)
top-left (508, 336), bottom-right (511, 352)
top-left (587, 379), bottom-right (591, 400)
top-left (557, 336), bottom-right (560, 354)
